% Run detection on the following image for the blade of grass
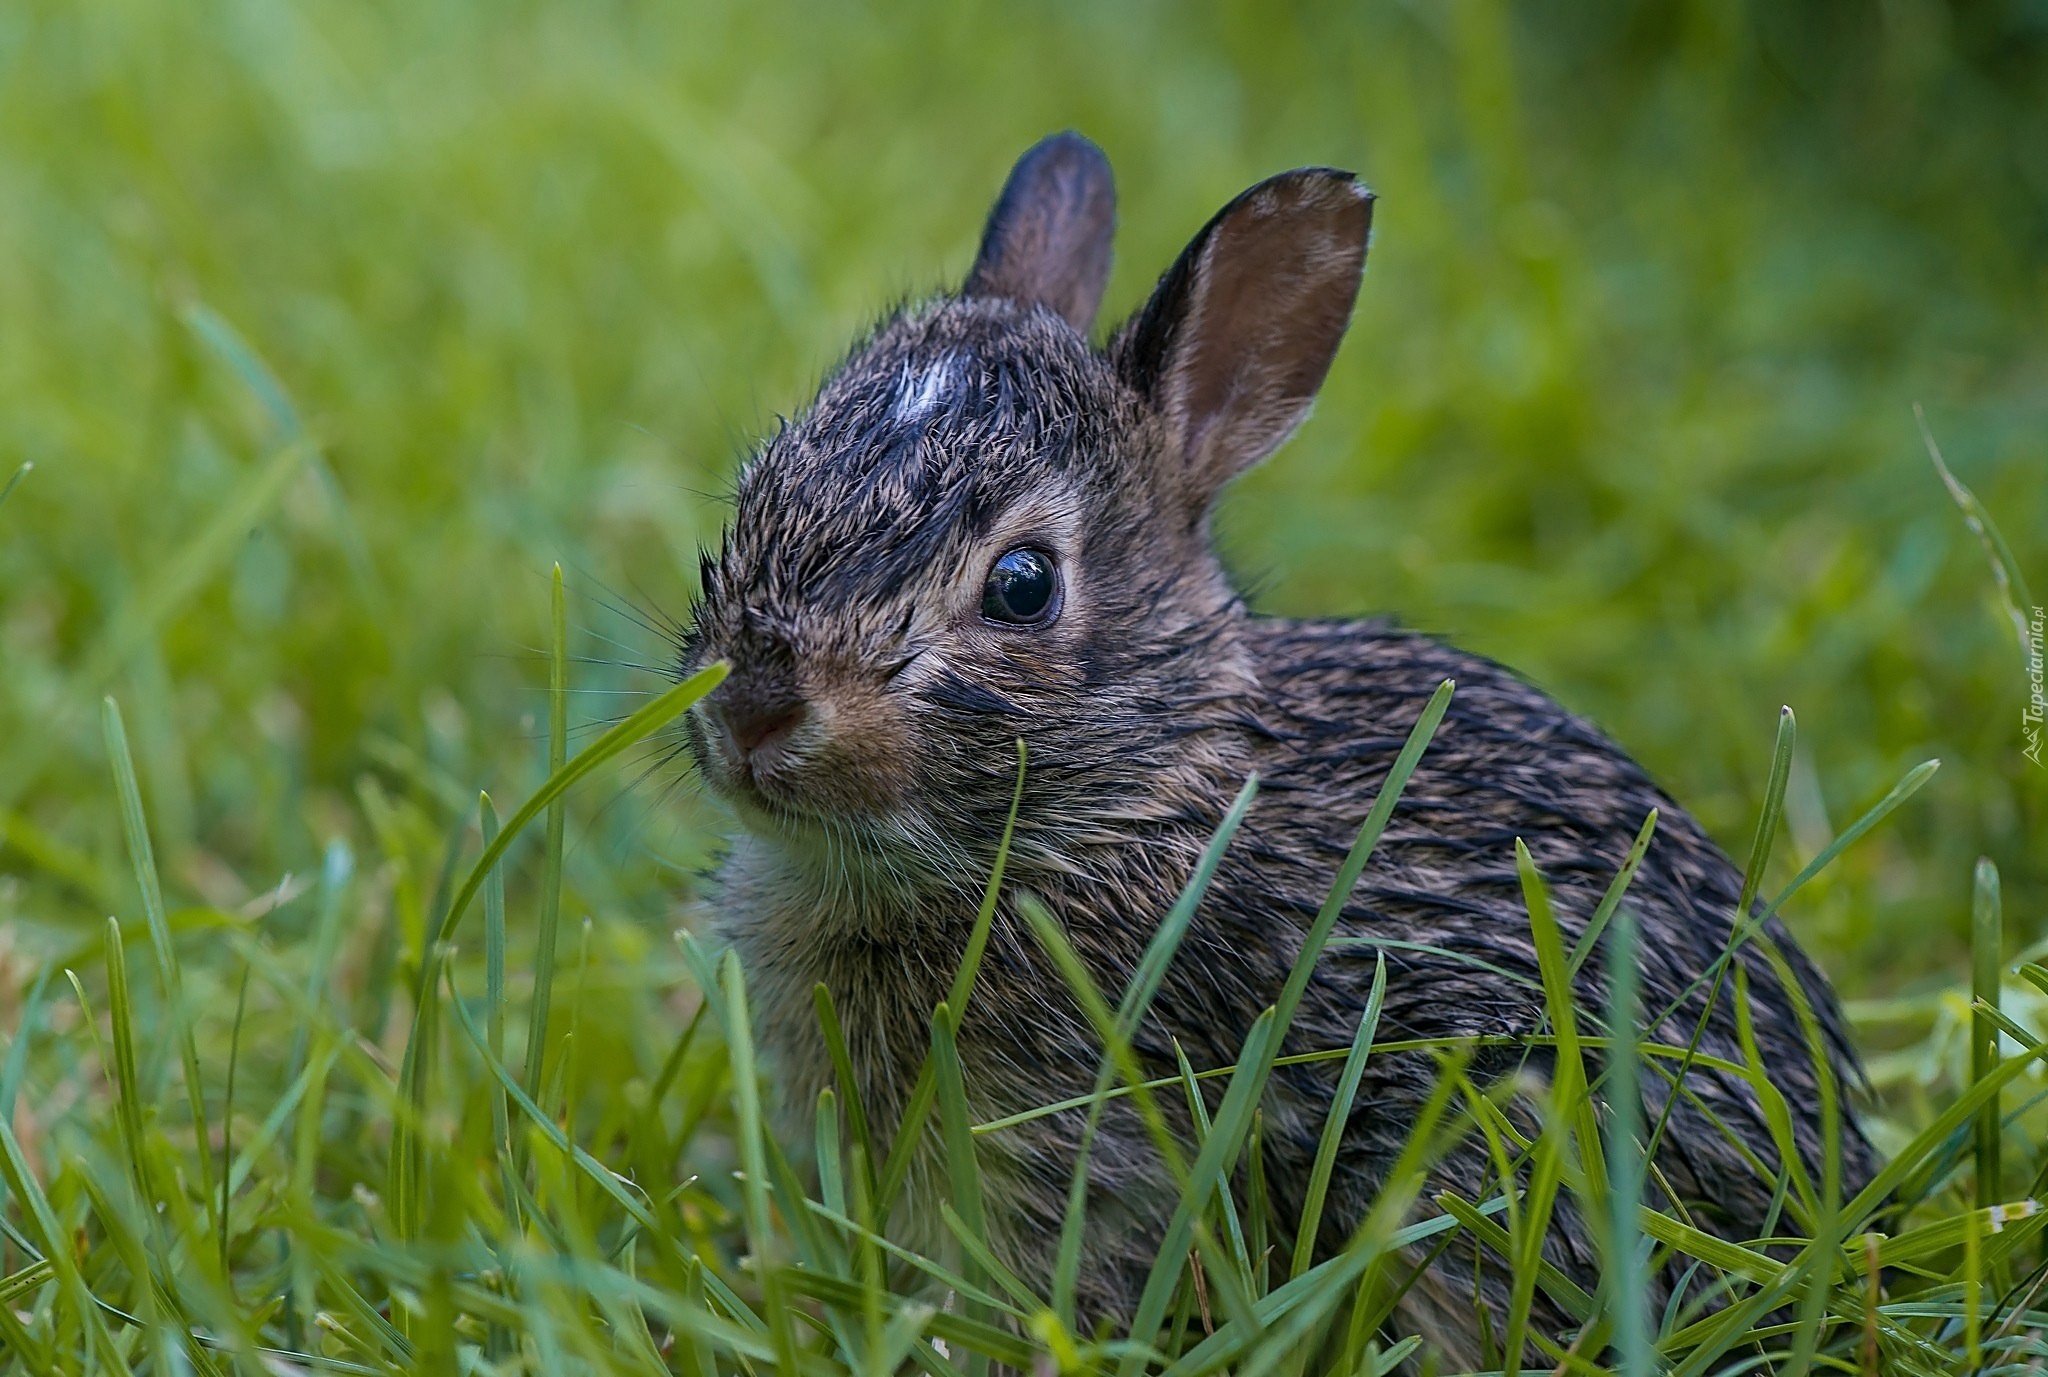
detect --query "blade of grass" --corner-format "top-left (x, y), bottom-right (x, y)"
top-left (1502, 840), bottom-right (1596, 1377)
top-left (1117, 679), bottom-right (1454, 1375)
top-left (0, 1011), bottom-right (134, 1371)
top-left (524, 564), bottom-right (572, 1107)
top-left (425, 659), bottom-right (727, 982)
top-left (1642, 707), bottom-right (1795, 1171)
top-left (1973, 857), bottom-right (2004, 1210)
top-left (220, 960), bottom-right (251, 1281)
top-left (102, 919), bottom-right (155, 1206)
top-left (395, 660), bottom-right (727, 1236)
top-left (874, 738), bottom-right (1027, 1213)
top-left (1921, 404), bottom-right (2039, 660)
top-left (721, 950), bottom-right (801, 1374)
top-left (482, 792), bottom-right (507, 1086)
top-left (931, 1002), bottom-right (993, 1377)
top-left (813, 983), bottom-right (879, 1212)
top-left (1643, 757), bottom-right (1939, 1051)
top-left (1758, 928), bottom-right (1852, 1373)
top-left (286, 839), bottom-right (353, 1090)
top-left (1565, 808), bottom-right (1659, 979)
top-left (1174, 1038), bottom-right (1257, 1297)
top-left (479, 790), bottom-right (522, 1354)
top-left (1603, 902), bottom-right (1651, 1377)
top-left (816, 1088), bottom-right (845, 1220)
top-left (1739, 705), bottom-right (1798, 919)
top-left (939, 1203), bottom-right (1042, 1313)
top-left (103, 697), bottom-right (218, 1225)
top-left (1048, 772), bottom-right (1262, 1328)
top-left (0, 460), bottom-right (28, 513)
top-left (1112, 1007), bottom-right (1277, 1376)
top-left (1437, 1191), bottom-right (1596, 1320)
top-left (1291, 954), bottom-right (1387, 1281)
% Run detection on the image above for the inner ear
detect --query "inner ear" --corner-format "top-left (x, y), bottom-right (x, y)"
top-left (962, 132), bottom-right (1117, 334)
top-left (1113, 169), bottom-right (1373, 508)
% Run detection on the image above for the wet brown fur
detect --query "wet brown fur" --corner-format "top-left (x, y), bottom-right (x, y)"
top-left (677, 132), bottom-right (1875, 1365)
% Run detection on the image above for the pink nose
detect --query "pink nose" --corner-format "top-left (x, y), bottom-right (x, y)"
top-left (724, 700), bottom-right (806, 759)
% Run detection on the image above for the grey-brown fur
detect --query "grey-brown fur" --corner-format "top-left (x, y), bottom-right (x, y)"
top-left (677, 132), bottom-right (1875, 1365)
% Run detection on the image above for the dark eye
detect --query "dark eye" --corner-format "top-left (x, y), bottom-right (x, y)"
top-left (982, 547), bottom-right (1060, 626)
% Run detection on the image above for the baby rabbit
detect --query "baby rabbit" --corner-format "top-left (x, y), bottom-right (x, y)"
top-left (680, 132), bottom-right (1874, 1365)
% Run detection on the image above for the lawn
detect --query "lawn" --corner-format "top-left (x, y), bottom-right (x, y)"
top-left (0, 1), bottom-right (2044, 1372)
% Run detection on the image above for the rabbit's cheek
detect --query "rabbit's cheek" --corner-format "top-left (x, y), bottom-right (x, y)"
top-left (798, 685), bottom-right (921, 809)
top-left (717, 680), bottom-right (919, 819)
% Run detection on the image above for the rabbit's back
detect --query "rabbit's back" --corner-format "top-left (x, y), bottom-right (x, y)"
top-left (1169, 616), bottom-right (1876, 1346)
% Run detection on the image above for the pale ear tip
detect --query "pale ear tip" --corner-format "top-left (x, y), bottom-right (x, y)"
top-left (1023, 129), bottom-right (1112, 176)
top-left (1039, 128), bottom-right (1106, 155)
top-left (1298, 167), bottom-right (1374, 205)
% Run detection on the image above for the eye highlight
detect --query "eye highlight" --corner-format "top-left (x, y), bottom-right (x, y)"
top-left (982, 547), bottom-right (1060, 627)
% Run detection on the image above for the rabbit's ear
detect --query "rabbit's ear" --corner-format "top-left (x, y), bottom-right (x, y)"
top-left (963, 132), bottom-right (1117, 333)
top-left (1114, 170), bottom-right (1372, 507)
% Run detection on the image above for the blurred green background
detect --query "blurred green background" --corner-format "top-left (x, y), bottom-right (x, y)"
top-left (1, 0), bottom-right (2043, 1113)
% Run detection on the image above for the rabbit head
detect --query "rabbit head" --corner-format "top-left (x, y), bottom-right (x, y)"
top-left (683, 133), bottom-right (1372, 900)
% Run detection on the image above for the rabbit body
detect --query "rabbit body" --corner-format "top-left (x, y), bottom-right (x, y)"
top-left (684, 134), bottom-right (1874, 1364)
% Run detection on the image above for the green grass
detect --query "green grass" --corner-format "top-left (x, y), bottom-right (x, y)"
top-left (2, 0), bottom-right (2046, 1372)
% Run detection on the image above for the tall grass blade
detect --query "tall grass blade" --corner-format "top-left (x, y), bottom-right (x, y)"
top-left (287, 839), bottom-right (353, 1088)
top-left (875, 738), bottom-right (1027, 1213)
top-left (0, 460), bottom-right (28, 513)
top-left (1645, 757), bottom-right (1939, 1041)
top-left (220, 960), bottom-right (250, 1281)
top-left (427, 659), bottom-right (727, 976)
top-left (1566, 808), bottom-right (1658, 979)
top-left (479, 790), bottom-right (525, 1273)
top-left (931, 1002), bottom-right (993, 1377)
top-left (103, 697), bottom-right (218, 1223)
top-left (1290, 954), bottom-right (1387, 1281)
top-left (719, 950), bottom-right (801, 1373)
top-left (1921, 404), bottom-right (2039, 662)
top-left (1123, 678), bottom-right (1453, 1374)
top-left (1173, 1038), bottom-right (1258, 1303)
top-left (1276, 679), bottom-right (1454, 1038)
top-left (1048, 772), bottom-right (1261, 1327)
top-left (394, 660), bottom-right (728, 1226)
top-left (1739, 705), bottom-right (1798, 918)
top-left (103, 919), bottom-right (154, 1204)
top-left (814, 982), bottom-right (880, 1212)
top-left (525, 563), bottom-right (573, 1105)
top-left (0, 1002), bottom-right (133, 1371)
top-left (1504, 840), bottom-right (1594, 1377)
top-left (1973, 856), bottom-right (2004, 1210)
top-left (1644, 707), bottom-right (1794, 1167)
top-left (1603, 902), bottom-right (1652, 1377)
top-left (1107, 1007), bottom-right (1279, 1374)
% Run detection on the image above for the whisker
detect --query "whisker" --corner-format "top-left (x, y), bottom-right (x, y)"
top-left (591, 740), bottom-right (697, 827)
top-left (519, 686), bottom-right (661, 698)
top-left (564, 566), bottom-right (691, 650)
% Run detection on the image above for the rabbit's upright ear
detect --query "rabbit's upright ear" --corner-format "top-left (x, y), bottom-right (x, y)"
top-left (963, 132), bottom-right (1117, 333)
top-left (1114, 170), bottom-right (1372, 509)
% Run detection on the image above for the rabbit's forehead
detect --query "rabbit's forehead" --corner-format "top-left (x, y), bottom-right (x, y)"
top-left (716, 305), bottom-right (1123, 612)
top-left (795, 305), bottom-right (1116, 481)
